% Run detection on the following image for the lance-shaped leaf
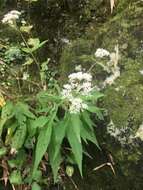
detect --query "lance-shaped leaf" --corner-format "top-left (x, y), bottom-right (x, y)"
top-left (67, 124), bottom-right (83, 176)
top-left (87, 106), bottom-right (104, 120)
top-left (49, 132), bottom-right (62, 183)
top-left (53, 115), bottom-right (69, 160)
top-left (32, 110), bottom-right (57, 178)
top-left (70, 114), bottom-right (82, 143)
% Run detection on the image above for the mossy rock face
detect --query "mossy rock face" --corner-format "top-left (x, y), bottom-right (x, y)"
top-left (60, 1), bottom-right (143, 189)
top-left (60, 0), bottom-right (143, 131)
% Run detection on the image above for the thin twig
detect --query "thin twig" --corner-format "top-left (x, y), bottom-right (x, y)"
top-left (93, 162), bottom-right (116, 176)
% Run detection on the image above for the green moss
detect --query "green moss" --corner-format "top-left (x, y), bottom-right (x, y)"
top-left (60, 0), bottom-right (143, 130)
top-left (60, 38), bottom-right (94, 78)
top-left (59, 2), bottom-right (143, 189)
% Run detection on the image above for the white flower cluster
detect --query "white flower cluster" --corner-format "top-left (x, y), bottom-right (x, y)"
top-left (61, 70), bottom-right (93, 114)
top-left (95, 48), bottom-right (110, 58)
top-left (103, 67), bottom-right (120, 86)
top-left (69, 97), bottom-right (88, 114)
top-left (2, 10), bottom-right (21, 26)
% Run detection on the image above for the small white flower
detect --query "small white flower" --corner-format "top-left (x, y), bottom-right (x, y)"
top-left (82, 73), bottom-right (92, 81)
top-left (22, 72), bottom-right (29, 80)
top-left (61, 89), bottom-right (72, 99)
top-left (81, 82), bottom-right (92, 95)
top-left (63, 84), bottom-right (72, 90)
top-left (2, 10), bottom-right (21, 26)
top-left (75, 65), bottom-right (82, 71)
top-left (69, 72), bottom-right (83, 81)
top-left (69, 98), bottom-right (88, 114)
top-left (95, 48), bottom-right (110, 58)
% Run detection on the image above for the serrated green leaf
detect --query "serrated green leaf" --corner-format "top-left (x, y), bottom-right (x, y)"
top-left (32, 170), bottom-right (42, 182)
top-left (67, 124), bottom-right (83, 176)
top-left (33, 116), bottom-right (49, 129)
top-left (0, 147), bottom-right (7, 157)
top-left (8, 150), bottom-right (26, 169)
top-left (32, 182), bottom-right (41, 190)
top-left (5, 122), bottom-right (18, 145)
top-left (87, 106), bottom-right (103, 120)
top-left (32, 110), bottom-right (57, 179)
top-left (82, 91), bottom-right (104, 101)
top-left (14, 102), bottom-right (35, 120)
top-left (81, 124), bottom-right (100, 149)
top-left (53, 116), bottom-right (69, 160)
top-left (0, 101), bottom-right (14, 137)
top-left (9, 170), bottom-right (22, 185)
top-left (32, 123), bottom-right (52, 178)
top-left (70, 114), bottom-right (82, 143)
top-left (11, 123), bottom-right (27, 150)
top-left (81, 111), bottom-right (95, 129)
top-left (49, 143), bottom-right (62, 183)
top-left (37, 91), bottom-right (61, 104)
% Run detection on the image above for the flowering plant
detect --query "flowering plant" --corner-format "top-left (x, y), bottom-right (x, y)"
top-left (0, 9), bottom-right (104, 190)
top-left (0, 69), bottom-right (103, 188)
top-left (31, 69), bottom-right (104, 181)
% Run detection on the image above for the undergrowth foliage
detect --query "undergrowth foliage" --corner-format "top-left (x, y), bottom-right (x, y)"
top-left (0, 7), bottom-right (104, 190)
top-left (0, 73), bottom-right (104, 188)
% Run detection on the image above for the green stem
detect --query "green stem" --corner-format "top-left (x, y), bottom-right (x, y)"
top-left (18, 28), bottom-right (40, 71)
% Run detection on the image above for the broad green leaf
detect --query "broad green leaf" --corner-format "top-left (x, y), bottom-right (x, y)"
top-left (32, 182), bottom-right (41, 190)
top-left (9, 170), bottom-right (22, 185)
top-left (27, 116), bottom-right (49, 138)
top-left (53, 116), bottom-right (69, 160)
top-left (8, 150), bottom-right (26, 169)
top-left (67, 124), bottom-right (83, 176)
top-left (82, 91), bottom-right (104, 101)
top-left (0, 101), bottom-right (14, 137)
top-left (0, 147), bottom-right (7, 157)
top-left (87, 106), bottom-right (104, 120)
top-left (81, 125), bottom-right (100, 149)
top-left (81, 111), bottom-right (95, 129)
top-left (49, 144), bottom-right (62, 183)
top-left (32, 110), bottom-right (57, 178)
top-left (32, 170), bottom-right (42, 182)
top-left (14, 102), bottom-right (35, 120)
top-left (32, 123), bottom-right (52, 177)
top-left (32, 116), bottom-right (49, 129)
top-left (70, 114), bottom-right (82, 143)
top-left (5, 122), bottom-right (18, 145)
top-left (37, 91), bottom-right (61, 104)
top-left (11, 123), bottom-right (27, 150)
